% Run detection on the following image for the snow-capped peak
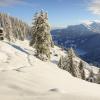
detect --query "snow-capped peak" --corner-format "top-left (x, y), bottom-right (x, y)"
top-left (82, 20), bottom-right (100, 26)
top-left (82, 20), bottom-right (100, 31)
top-left (82, 20), bottom-right (94, 26)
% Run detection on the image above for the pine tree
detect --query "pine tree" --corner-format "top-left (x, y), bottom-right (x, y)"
top-left (67, 48), bottom-right (82, 78)
top-left (30, 12), bottom-right (38, 46)
top-left (30, 10), bottom-right (53, 60)
top-left (96, 69), bottom-right (100, 84)
top-left (89, 70), bottom-right (94, 78)
top-left (78, 61), bottom-right (85, 80)
top-left (58, 48), bottom-right (82, 78)
top-left (5, 15), bottom-right (14, 41)
top-left (67, 47), bottom-right (76, 58)
top-left (58, 56), bottom-right (64, 69)
top-left (67, 48), bottom-right (75, 76)
top-left (88, 69), bottom-right (96, 83)
top-left (0, 13), bottom-right (31, 41)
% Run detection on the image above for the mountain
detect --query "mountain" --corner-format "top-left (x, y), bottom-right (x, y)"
top-left (0, 40), bottom-right (100, 100)
top-left (83, 21), bottom-right (100, 33)
top-left (1, 12), bottom-right (100, 100)
top-left (51, 21), bottom-right (100, 66)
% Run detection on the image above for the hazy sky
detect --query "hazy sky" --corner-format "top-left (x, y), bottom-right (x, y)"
top-left (0, 0), bottom-right (100, 27)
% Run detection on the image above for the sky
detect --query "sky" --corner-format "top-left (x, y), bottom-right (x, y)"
top-left (0, 0), bottom-right (100, 27)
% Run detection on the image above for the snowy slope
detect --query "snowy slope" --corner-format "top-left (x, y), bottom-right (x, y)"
top-left (0, 40), bottom-right (100, 100)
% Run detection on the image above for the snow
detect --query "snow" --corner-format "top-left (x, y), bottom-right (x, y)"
top-left (82, 20), bottom-right (93, 26)
top-left (0, 40), bottom-right (100, 100)
top-left (82, 20), bottom-right (100, 26)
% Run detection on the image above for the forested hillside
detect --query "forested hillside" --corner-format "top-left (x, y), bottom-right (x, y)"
top-left (0, 13), bottom-right (31, 41)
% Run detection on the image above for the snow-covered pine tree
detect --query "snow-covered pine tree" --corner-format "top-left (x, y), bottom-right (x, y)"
top-left (0, 13), bottom-right (31, 41)
top-left (96, 69), bottom-right (100, 84)
top-left (67, 47), bottom-right (76, 58)
top-left (87, 70), bottom-right (96, 83)
top-left (78, 60), bottom-right (85, 80)
top-left (67, 48), bottom-right (82, 78)
top-left (30, 10), bottom-right (53, 61)
top-left (5, 14), bottom-right (14, 41)
top-left (58, 48), bottom-right (82, 78)
top-left (30, 12), bottom-right (38, 46)
top-left (58, 55), bottom-right (71, 72)
top-left (0, 14), bottom-right (3, 27)
top-left (67, 48), bottom-right (75, 76)
top-left (58, 56), bottom-right (64, 69)
top-left (89, 70), bottom-right (94, 78)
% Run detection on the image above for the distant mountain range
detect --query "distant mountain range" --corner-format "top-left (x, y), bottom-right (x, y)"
top-left (51, 21), bottom-right (100, 66)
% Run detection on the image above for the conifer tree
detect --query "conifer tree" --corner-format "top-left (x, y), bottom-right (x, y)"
top-left (67, 48), bottom-right (81, 78)
top-left (58, 56), bottom-right (64, 69)
top-left (58, 48), bottom-right (82, 78)
top-left (78, 61), bottom-right (85, 80)
top-left (67, 48), bottom-right (75, 76)
top-left (5, 15), bottom-right (13, 41)
top-left (96, 69), bottom-right (100, 84)
top-left (30, 10), bottom-right (53, 60)
top-left (67, 47), bottom-right (76, 58)
top-left (89, 70), bottom-right (94, 77)
top-left (87, 70), bottom-right (96, 83)
top-left (30, 12), bottom-right (38, 46)
top-left (0, 13), bottom-right (31, 41)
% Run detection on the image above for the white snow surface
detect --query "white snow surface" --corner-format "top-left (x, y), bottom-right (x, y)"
top-left (0, 40), bottom-right (100, 100)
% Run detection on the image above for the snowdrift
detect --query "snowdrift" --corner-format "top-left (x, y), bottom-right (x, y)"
top-left (0, 40), bottom-right (100, 100)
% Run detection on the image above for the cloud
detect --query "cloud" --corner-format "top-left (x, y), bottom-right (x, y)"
top-left (0, 0), bottom-right (39, 7)
top-left (0, 0), bottom-right (23, 6)
top-left (88, 0), bottom-right (100, 15)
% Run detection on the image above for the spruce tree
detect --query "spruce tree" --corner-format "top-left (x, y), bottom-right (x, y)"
top-left (96, 69), bottom-right (100, 84)
top-left (58, 48), bottom-right (82, 78)
top-left (89, 70), bottom-right (94, 77)
top-left (67, 48), bottom-right (82, 78)
top-left (67, 47), bottom-right (76, 58)
top-left (78, 61), bottom-right (85, 80)
top-left (0, 13), bottom-right (31, 41)
top-left (58, 56), bottom-right (64, 69)
top-left (5, 15), bottom-right (13, 41)
top-left (87, 70), bottom-right (96, 83)
top-left (30, 10), bottom-right (53, 60)
top-left (30, 12), bottom-right (38, 46)
top-left (67, 48), bottom-right (75, 76)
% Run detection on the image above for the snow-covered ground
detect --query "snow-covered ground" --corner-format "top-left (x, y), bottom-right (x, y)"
top-left (0, 40), bottom-right (100, 100)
